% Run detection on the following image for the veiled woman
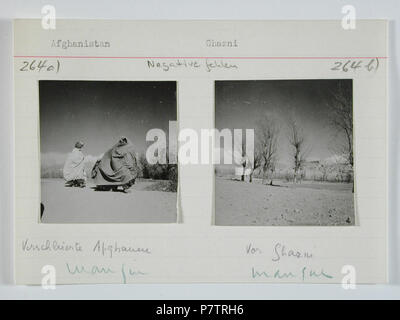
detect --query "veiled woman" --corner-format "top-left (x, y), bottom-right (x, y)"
top-left (92, 137), bottom-right (139, 192)
top-left (63, 141), bottom-right (86, 187)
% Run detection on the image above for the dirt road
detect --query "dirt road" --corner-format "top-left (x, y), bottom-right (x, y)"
top-left (41, 179), bottom-right (177, 223)
top-left (215, 178), bottom-right (355, 226)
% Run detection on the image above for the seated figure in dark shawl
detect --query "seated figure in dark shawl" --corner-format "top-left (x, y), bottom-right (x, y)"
top-left (92, 137), bottom-right (139, 192)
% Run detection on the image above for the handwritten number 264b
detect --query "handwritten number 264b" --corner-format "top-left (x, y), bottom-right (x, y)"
top-left (331, 58), bottom-right (379, 72)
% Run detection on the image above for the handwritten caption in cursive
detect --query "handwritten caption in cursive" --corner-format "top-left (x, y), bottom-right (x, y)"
top-left (147, 59), bottom-right (238, 72)
top-left (245, 242), bottom-right (331, 282)
top-left (65, 262), bottom-right (147, 284)
top-left (246, 242), bottom-right (313, 262)
top-left (22, 238), bottom-right (151, 258)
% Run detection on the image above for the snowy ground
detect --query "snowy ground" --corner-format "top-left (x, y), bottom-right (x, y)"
top-left (41, 178), bottom-right (177, 223)
top-left (215, 177), bottom-right (355, 226)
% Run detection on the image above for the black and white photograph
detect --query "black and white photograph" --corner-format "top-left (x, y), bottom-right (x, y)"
top-left (39, 80), bottom-right (178, 223)
top-left (215, 79), bottom-right (354, 226)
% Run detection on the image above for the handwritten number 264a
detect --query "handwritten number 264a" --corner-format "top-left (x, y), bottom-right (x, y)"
top-left (19, 60), bottom-right (60, 73)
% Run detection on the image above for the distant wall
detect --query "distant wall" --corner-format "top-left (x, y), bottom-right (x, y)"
top-left (215, 163), bottom-right (354, 183)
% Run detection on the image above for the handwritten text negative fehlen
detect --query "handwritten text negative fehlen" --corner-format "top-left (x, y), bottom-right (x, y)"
top-left (147, 59), bottom-right (238, 72)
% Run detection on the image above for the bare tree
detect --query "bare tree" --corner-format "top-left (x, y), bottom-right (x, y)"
top-left (249, 148), bottom-right (263, 183)
top-left (235, 115), bottom-right (279, 184)
top-left (287, 119), bottom-right (308, 183)
top-left (328, 81), bottom-right (353, 167)
top-left (328, 81), bottom-right (354, 191)
top-left (318, 164), bottom-right (329, 181)
top-left (254, 117), bottom-right (279, 185)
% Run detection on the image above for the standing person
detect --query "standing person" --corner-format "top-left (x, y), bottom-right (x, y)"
top-left (240, 154), bottom-right (252, 182)
top-left (63, 141), bottom-right (86, 187)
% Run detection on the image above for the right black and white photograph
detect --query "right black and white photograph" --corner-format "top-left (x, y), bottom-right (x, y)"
top-left (215, 79), bottom-right (354, 226)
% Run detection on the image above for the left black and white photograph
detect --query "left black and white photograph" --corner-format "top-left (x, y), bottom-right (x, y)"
top-left (39, 80), bottom-right (178, 223)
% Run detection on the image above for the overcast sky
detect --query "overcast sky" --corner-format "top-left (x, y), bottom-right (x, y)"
top-left (215, 79), bottom-right (353, 166)
top-left (40, 80), bottom-right (176, 157)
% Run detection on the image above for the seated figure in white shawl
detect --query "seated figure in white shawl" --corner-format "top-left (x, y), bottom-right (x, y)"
top-left (63, 141), bottom-right (86, 187)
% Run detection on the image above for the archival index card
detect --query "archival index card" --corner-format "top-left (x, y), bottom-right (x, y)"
top-left (14, 20), bottom-right (387, 284)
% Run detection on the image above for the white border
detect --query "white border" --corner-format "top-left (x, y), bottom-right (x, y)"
top-left (1, 0), bottom-right (399, 299)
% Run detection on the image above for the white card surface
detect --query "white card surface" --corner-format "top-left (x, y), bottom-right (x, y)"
top-left (14, 19), bottom-right (387, 284)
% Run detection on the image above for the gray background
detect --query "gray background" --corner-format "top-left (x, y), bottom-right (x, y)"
top-left (1, 0), bottom-right (399, 299)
